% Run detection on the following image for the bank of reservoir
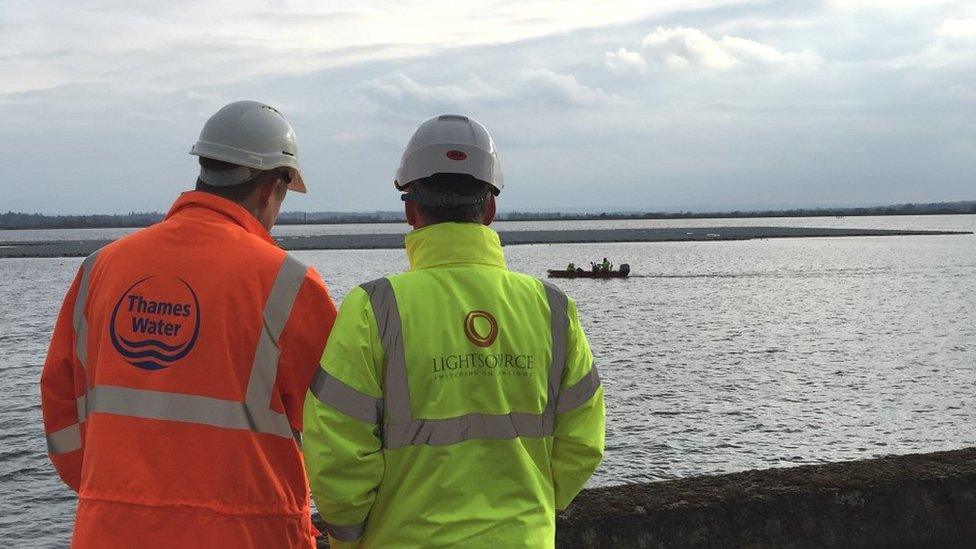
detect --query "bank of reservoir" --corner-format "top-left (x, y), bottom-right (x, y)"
top-left (0, 226), bottom-right (970, 258)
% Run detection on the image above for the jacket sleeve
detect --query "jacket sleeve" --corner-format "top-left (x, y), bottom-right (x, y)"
top-left (303, 286), bottom-right (385, 546)
top-left (40, 265), bottom-right (87, 492)
top-left (552, 297), bottom-right (605, 510)
top-left (277, 266), bottom-right (337, 430)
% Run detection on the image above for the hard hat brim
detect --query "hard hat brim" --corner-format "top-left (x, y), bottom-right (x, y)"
top-left (287, 170), bottom-right (307, 193)
top-left (190, 142), bottom-right (307, 193)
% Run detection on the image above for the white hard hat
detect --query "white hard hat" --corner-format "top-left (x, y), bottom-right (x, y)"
top-left (190, 100), bottom-right (307, 193)
top-left (395, 114), bottom-right (503, 194)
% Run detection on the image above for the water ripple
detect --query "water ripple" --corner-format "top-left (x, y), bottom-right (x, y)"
top-left (1, 220), bottom-right (974, 546)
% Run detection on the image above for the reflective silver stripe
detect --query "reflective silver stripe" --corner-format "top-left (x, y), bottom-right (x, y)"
top-left (86, 385), bottom-right (294, 437)
top-left (46, 423), bottom-right (82, 454)
top-left (66, 253), bottom-right (98, 448)
top-left (541, 281), bottom-right (569, 414)
top-left (72, 252), bottom-right (100, 373)
top-left (326, 521), bottom-right (366, 542)
top-left (361, 277), bottom-right (573, 449)
top-left (555, 367), bottom-right (601, 415)
top-left (360, 278), bottom-right (412, 425)
top-left (385, 412), bottom-right (554, 450)
top-left (309, 368), bottom-right (383, 424)
top-left (244, 254), bottom-right (308, 436)
top-left (75, 254), bottom-right (309, 440)
top-left (77, 394), bottom-right (88, 423)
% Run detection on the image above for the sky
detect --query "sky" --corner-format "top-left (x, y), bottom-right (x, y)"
top-left (1, 0), bottom-right (974, 214)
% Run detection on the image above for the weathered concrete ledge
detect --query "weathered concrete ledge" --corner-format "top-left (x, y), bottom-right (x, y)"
top-left (0, 226), bottom-right (970, 258)
top-left (310, 448), bottom-right (975, 547)
top-left (557, 448), bottom-right (976, 548)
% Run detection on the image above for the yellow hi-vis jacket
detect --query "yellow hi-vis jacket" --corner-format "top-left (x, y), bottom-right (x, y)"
top-left (303, 222), bottom-right (605, 548)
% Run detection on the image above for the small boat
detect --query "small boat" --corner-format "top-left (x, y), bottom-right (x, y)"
top-left (547, 264), bottom-right (630, 279)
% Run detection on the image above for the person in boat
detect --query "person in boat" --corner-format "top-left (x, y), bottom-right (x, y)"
top-left (601, 257), bottom-right (611, 272)
top-left (302, 114), bottom-right (605, 548)
top-left (567, 262), bottom-right (576, 272)
top-left (590, 261), bottom-right (599, 273)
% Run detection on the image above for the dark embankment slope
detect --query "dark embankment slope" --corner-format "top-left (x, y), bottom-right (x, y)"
top-left (311, 448), bottom-right (975, 548)
top-left (556, 447), bottom-right (976, 548)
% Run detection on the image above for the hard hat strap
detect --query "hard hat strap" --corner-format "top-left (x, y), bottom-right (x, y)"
top-left (400, 191), bottom-right (486, 207)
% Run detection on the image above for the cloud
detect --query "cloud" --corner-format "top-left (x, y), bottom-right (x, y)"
top-left (358, 69), bottom-right (616, 111)
top-left (358, 73), bottom-right (493, 108)
top-left (515, 69), bottom-right (616, 106)
top-left (3, 1), bottom-right (976, 214)
top-left (943, 84), bottom-right (976, 103)
top-left (887, 17), bottom-right (976, 69)
top-left (0, 0), bottom-right (710, 96)
top-left (642, 27), bottom-right (737, 69)
top-left (631, 26), bottom-right (823, 71)
top-left (605, 47), bottom-right (647, 73)
top-left (827, 0), bottom-right (965, 10)
top-left (935, 18), bottom-right (976, 38)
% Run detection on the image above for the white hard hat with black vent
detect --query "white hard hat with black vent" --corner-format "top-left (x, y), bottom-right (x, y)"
top-left (190, 100), bottom-right (307, 193)
top-left (395, 114), bottom-right (503, 195)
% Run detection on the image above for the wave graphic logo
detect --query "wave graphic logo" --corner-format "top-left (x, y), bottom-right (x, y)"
top-left (109, 276), bottom-right (201, 371)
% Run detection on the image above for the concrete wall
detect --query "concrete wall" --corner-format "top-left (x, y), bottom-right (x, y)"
top-left (557, 448), bottom-right (976, 548)
top-left (314, 448), bottom-right (976, 547)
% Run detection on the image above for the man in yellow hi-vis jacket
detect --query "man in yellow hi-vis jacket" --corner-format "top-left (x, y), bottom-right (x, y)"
top-left (303, 114), bottom-right (605, 548)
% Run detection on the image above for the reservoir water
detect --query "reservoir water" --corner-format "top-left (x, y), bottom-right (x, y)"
top-left (2, 215), bottom-right (974, 546)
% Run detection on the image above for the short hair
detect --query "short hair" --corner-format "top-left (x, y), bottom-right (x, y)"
top-left (195, 157), bottom-right (279, 202)
top-left (409, 174), bottom-right (492, 224)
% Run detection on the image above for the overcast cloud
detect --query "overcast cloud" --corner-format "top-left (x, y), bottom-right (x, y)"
top-left (1, 0), bottom-right (973, 214)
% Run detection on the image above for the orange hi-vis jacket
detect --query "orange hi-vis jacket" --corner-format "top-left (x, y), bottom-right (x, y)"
top-left (40, 191), bottom-right (337, 548)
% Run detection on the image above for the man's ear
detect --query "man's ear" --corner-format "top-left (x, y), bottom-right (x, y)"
top-left (257, 180), bottom-right (276, 207)
top-left (483, 194), bottom-right (496, 226)
top-left (405, 199), bottom-right (420, 228)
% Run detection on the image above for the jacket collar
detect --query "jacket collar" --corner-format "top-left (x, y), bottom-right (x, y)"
top-left (405, 222), bottom-right (507, 270)
top-left (165, 191), bottom-right (276, 245)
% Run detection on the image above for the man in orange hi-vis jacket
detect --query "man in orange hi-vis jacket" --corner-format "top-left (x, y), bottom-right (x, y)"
top-left (40, 101), bottom-right (337, 548)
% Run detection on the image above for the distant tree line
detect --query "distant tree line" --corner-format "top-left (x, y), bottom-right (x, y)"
top-left (0, 211), bottom-right (165, 230)
top-left (2, 200), bottom-right (974, 230)
top-left (275, 211), bottom-right (405, 225)
top-left (499, 200), bottom-right (976, 222)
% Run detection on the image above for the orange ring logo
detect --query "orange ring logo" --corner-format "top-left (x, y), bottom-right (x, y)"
top-left (464, 310), bottom-right (498, 347)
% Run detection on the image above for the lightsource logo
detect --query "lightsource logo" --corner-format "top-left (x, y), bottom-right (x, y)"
top-left (464, 310), bottom-right (498, 347)
top-left (109, 276), bottom-right (201, 371)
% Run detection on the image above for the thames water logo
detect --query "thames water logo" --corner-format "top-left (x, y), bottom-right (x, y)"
top-left (464, 310), bottom-right (498, 347)
top-left (109, 276), bottom-right (201, 371)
